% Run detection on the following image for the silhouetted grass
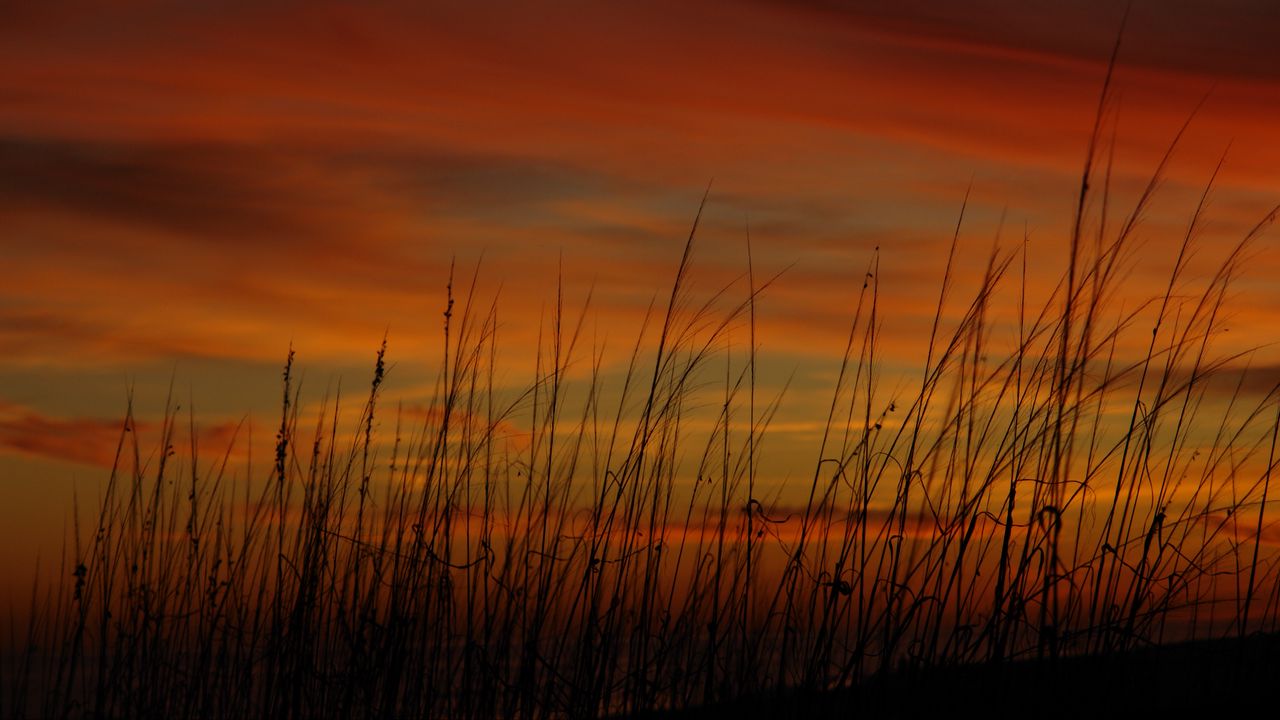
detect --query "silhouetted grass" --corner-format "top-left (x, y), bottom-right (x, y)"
top-left (5, 76), bottom-right (1280, 720)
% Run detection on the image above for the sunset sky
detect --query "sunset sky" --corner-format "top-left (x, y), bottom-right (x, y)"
top-left (4, 0), bottom-right (1280, 592)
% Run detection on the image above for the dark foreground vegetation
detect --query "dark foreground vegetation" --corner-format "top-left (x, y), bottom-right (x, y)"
top-left (653, 631), bottom-right (1280, 718)
top-left (6, 62), bottom-right (1280, 719)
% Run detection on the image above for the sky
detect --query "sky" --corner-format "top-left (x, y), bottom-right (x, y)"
top-left (3, 0), bottom-right (1280, 592)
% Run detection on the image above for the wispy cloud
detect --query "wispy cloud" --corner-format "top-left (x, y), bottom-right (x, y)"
top-left (0, 400), bottom-right (244, 470)
top-left (2, 1), bottom-right (1278, 454)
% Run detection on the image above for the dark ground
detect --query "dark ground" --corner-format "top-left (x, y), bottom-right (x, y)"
top-left (647, 633), bottom-right (1280, 718)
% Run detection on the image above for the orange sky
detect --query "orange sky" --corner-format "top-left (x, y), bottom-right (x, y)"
top-left (3, 0), bottom-right (1280, 592)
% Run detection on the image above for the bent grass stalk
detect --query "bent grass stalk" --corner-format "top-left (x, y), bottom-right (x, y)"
top-left (5, 124), bottom-right (1280, 719)
top-left (6, 198), bottom-right (1280, 720)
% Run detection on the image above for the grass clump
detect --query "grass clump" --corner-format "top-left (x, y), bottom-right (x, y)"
top-left (5, 103), bottom-right (1280, 720)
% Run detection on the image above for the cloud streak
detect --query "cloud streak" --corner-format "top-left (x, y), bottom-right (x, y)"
top-left (2, 1), bottom-right (1280, 514)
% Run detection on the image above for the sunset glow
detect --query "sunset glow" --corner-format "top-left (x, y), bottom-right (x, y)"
top-left (4, 2), bottom-right (1280, 716)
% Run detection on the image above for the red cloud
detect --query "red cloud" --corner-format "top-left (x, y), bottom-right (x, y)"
top-left (0, 401), bottom-right (243, 470)
top-left (0, 402), bottom-right (128, 468)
